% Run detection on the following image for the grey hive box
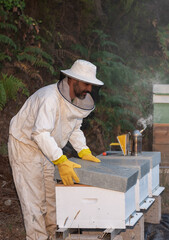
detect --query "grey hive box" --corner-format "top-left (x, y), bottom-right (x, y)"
top-left (54, 158), bottom-right (141, 229)
top-left (55, 157), bottom-right (138, 192)
top-left (97, 154), bottom-right (151, 211)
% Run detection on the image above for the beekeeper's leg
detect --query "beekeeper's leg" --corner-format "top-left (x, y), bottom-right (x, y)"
top-left (43, 157), bottom-right (56, 238)
top-left (8, 135), bottom-right (50, 240)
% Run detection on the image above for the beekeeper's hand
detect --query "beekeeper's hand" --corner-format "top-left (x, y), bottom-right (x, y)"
top-left (78, 149), bottom-right (101, 163)
top-left (52, 155), bottom-right (81, 185)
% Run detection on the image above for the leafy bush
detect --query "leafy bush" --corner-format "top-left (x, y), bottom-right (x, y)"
top-left (17, 46), bottom-right (54, 74)
top-left (0, 73), bottom-right (29, 110)
top-left (0, 2), bottom-right (55, 110)
top-left (0, 0), bottom-right (25, 11)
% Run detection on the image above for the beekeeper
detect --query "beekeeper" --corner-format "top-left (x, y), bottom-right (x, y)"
top-left (8, 59), bottom-right (104, 240)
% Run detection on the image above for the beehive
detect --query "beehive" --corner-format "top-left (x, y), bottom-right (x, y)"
top-left (55, 161), bottom-right (139, 229)
top-left (153, 84), bottom-right (169, 166)
top-left (97, 154), bottom-right (151, 211)
top-left (98, 151), bottom-right (162, 197)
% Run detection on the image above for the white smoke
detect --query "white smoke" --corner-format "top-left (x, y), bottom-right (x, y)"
top-left (137, 115), bottom-right (153, 130)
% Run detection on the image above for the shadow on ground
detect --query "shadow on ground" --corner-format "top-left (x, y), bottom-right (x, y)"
top-left (145, 214), bottom-right (169, 239)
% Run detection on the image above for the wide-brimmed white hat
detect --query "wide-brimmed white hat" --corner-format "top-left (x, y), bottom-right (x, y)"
top-left (61, 59), bottom-right (104, 86)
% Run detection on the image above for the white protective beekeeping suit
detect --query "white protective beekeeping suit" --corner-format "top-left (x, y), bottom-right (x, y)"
top-left (8, 59), bottom-right (103, 240)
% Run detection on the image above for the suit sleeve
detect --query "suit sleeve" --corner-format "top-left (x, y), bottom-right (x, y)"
top-left (69, 118), bottom-right (89, 153)
top-left (31, 97), bottom-right (63, 161)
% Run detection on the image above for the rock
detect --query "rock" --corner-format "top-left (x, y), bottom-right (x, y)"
top-left (4, 199), bottom-right (12, 206)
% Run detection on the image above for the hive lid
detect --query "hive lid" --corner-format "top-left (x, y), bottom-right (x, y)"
top-left (54, 157), bottom-right (138, 192)
top-left (97, 154), bottom-right (150, 179)
top-left (140, 152), bottom-right (161, 167)
top-left (100, 151), bottom-right (160, 168)
top-left (153, 84), bottom-right (169, 94)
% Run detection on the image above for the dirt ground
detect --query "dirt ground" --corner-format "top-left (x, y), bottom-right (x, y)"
top-left (0, 155), bottom-right (25, 240)
top-left (0, 97), bottom-right (25, 239)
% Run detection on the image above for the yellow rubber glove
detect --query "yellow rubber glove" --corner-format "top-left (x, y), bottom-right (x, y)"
top-left (78, 149), bottom-right (101, 163)
top-left (53, 155), bottom-right (81, 185)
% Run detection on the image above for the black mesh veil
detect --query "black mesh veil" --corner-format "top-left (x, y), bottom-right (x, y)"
top-left (57, 77), bottom-right (95, 110)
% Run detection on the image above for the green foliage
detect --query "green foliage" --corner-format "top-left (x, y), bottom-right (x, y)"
top-left (120, 0), bottom-right (135, 12)
top-left (34, 35), bottom-right (47, 45)
top-left (17, 46), bottom-right (55, 74)
top-left (34, 59), bottom-right (54, 74)
top-left (24, 46), bottom-right (54, 63)
top-left (71, 44), bottom-right (89, 59)
top-left (0, 80), bottom-right (6, 110)
top-left (0, 52), bottom-right (11, 61)
top-left (0, 34), bottom-right (16, 49)
top-left (0, 1), bottom-right (55, 101)
top-left (0, 0), bottom-right (25, 11)
top-left (0, 73), bottom-right (29, 110)
top-left (0, 8), bottom-right (18, 67)
top-left (0, 22), bottom-right (17, 32)
top-left (0, 6), bottom-right (55, 77)
top-left (17, 53), bottom-right (37, 63)
top-left (92, 30), bottom-right (118, 48)
top-left (157, 25), bottom-right (169, 59)
top-left (21, 14), bottom-right (39, 27)
top-left (0, 6), bottom-right (7, 19)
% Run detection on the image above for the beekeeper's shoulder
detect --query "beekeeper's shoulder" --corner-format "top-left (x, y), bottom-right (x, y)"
top-left (33, 83), bottom-right (58, 104)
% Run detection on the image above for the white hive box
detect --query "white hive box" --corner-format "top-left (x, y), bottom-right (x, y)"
top-left (56, 184), bottom-right (137, 229)
top-left (97, 154), bottom-right (152, 211)
top-left (55, 161), bottom-right (141, 229)
top-left (133, 151), bottom-right (163, 197)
